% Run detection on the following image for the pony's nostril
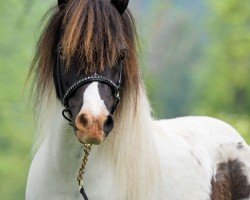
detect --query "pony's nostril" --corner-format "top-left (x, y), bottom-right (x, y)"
top-left (103, 115), bottom-right (114, 135)
top-left (79, 114), bottom-right (88, 127)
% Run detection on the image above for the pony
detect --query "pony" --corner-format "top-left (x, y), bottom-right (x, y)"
top-left (26, 0), bottom-right (250, 199)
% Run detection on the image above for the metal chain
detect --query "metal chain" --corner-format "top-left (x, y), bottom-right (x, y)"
top-left (77, 144), bottom-right (92, 190)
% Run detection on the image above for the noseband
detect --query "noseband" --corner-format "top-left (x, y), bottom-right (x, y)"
top-left (55, 45), bottom-right (123, 125)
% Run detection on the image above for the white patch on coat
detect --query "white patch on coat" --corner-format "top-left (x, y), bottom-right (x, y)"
top-left (81, 82), bottom-right (109, 116)
top-left (27, 86), bottom-right (250, 200)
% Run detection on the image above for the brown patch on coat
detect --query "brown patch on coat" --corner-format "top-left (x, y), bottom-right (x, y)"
top-left (211, 159), bottom-right (250, 200)
top-left (237, 142), bottom-right (244, 150)
top-left (211, 163), bottom-right (232, 200)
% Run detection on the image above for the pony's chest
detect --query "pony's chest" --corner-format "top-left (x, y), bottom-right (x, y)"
top-left (84, 167), bottom-right (120, 200)
top-left (27, 146), bottom-right (118, 200)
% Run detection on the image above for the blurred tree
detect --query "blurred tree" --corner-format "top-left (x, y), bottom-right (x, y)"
top-left (194, 0), bottom-right (250, 115)
top-left (190, 0), bottom-right (250, 141)
top-left (138, 0), bottom-right (208, 118)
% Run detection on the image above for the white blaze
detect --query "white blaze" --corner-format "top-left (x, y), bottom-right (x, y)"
top-left (81, 82), bottom-right (109, 116)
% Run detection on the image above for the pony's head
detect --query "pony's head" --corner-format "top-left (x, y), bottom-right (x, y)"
top-left (30, 0), bottom-right (140, 145)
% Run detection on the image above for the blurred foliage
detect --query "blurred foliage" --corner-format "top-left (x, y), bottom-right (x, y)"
top-left (0, 0), bottom-right (51, 199)
top-left (141, 0), bottom-right (250, 142)
top-left (192, 0), bottom-right (250, 140)
top-left (194, 0), bottom-right (250, 115)
top-left (0, 0), bottom-right (249, 199)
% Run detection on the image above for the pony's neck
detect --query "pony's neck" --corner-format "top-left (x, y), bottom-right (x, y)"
top-left (37, 86), bottom-right (160, 199)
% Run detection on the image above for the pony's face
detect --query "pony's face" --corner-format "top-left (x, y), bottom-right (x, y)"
top-left (31, 0), bottom-right (139, 145)
top-left (51, 0), bottom-right (132, 145)
top-left (58, 63), bottom-right (122, 144)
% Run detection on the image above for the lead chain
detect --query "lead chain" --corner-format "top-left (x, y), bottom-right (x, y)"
top-left (77, 144), bottom-right (92, 190)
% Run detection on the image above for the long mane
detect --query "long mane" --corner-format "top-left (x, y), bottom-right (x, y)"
top-left (30, 0), bottom-right (140, 108)
top-left (29, 1), bottom-right (160, 199)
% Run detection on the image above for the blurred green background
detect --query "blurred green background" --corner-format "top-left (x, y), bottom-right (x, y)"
top-left (0, 0), bottom-right (249, 199)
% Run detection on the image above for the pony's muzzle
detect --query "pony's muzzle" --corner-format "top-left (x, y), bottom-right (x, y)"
top-left (75, 112), bottom-right (114, 145)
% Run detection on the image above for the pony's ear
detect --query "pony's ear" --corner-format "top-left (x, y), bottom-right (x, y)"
top-left (111, 0), bottom-right (129, 14)
top-left (58, 0), bottom-right (68, 10)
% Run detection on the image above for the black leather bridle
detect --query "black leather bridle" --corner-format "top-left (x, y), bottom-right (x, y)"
top-left (54, 45), bottom-right (123, 126)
